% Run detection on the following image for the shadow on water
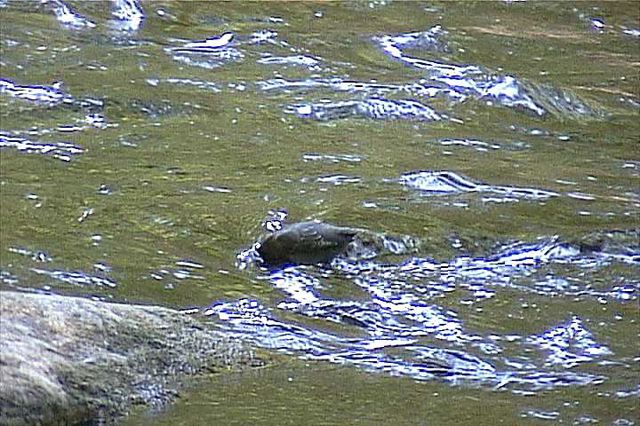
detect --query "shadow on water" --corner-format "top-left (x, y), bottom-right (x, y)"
top-left (1, 0), bottom-right (639, 424)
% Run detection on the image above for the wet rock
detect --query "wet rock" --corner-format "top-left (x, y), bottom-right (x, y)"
top-left (0, 291), bottom-right (260, 425)
top-left (257, 221), bottom-right (357, 267)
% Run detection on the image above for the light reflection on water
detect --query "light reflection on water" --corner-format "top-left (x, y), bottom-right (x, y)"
top-left (212, 235), bottom-right (636, 393)
top-left (1, 0), bottom-right (638, 424)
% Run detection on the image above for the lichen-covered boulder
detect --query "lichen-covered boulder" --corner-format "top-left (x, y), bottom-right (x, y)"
top-left (0, 291), bottom-right (260, 425)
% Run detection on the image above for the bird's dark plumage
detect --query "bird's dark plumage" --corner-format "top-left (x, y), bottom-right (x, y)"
top-left (256, 221), bottom-right (357, 267)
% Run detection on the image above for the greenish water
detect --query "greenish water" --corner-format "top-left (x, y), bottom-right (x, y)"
top-left (130, 359), bottom-right (636, 426)
top-left (1, 1), bottom-right (638, 424)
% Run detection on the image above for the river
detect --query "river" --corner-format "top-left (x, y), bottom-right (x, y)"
top-left (1, 1), bottom-right (638, 424)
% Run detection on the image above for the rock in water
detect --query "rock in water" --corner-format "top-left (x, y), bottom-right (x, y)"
top-left (256, 221), bottom-right (357, 266)
top-left (0, 291), bottom-right (259, 425)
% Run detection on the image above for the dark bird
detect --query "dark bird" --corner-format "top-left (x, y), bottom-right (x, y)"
top-left (256, 221), bottom-right (358, 267)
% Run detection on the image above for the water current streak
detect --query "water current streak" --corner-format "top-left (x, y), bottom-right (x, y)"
top-left (218, 235), bottom-right (636, 392)
top-left (1, 79), bottom-right (73, 107)
top-left (373, 26), bottom-right (597, 118)
top-left (289, 98), bottom-right (443, 121)
top-left (43, 0), bottom-right (96, 29)
top-left (399, 170), bottom-right (559, 201)
top-left (111, 0), bottom-right (144, 31)
top-left (166, 32), bottom-right (243, 69)
top-left (0, 133), bottom-right (84, 162)
top-left (0, 79), bottom-right (103, 110)
top-left (31, 268), bottom-right (117, 288)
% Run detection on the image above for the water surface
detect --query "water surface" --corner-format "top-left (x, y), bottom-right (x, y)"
top-left (1, 1), bottom-right (638, 424)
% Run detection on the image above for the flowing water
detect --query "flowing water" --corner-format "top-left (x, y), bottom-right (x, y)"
top-left (1, 1), bottom-right (638, 424)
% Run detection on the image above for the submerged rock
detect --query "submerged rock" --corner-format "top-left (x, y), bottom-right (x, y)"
top-left (257, 221), bottom-right (358, 267)
top-left (0, 291), bottom-right (261, 425)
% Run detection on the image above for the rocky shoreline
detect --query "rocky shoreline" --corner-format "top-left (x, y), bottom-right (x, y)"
top-left (0, 291), bottom-right (262, 425)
